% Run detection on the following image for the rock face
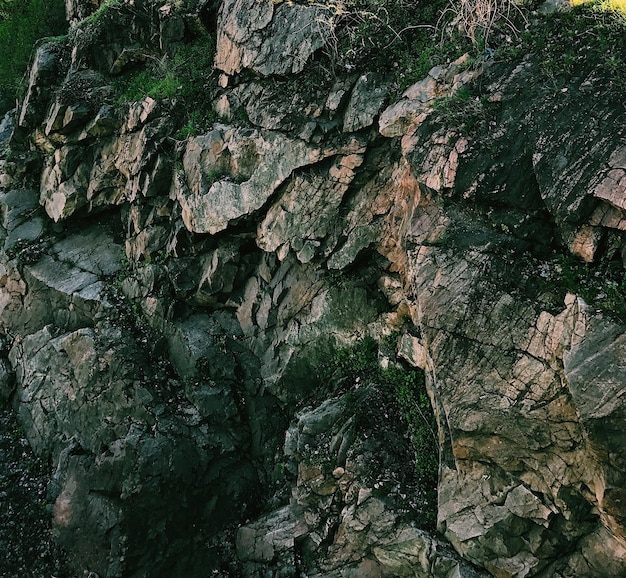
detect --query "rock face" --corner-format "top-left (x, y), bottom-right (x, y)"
top-left (0, 0), bottom-right (625, 577)
top-left (215, 0), bottom-right (327, 78)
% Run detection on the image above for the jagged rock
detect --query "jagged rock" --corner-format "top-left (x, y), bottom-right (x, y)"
top-left (236, 506), bottom-right (308, 564)
top-left (343, 73), bottom-right (389, 133)
top-left (80, 104), bottom-right (121, 138)
top-left (397, 333), bottom-right (428, 370)
top-left (8, 320), bottom-right (260, 577)
top-left (564, 314), bottom-right (626, 536)
top-left (18, 42), bottom-right (67, 130)
top-left (0, 188), bottom-right (45, 251)
top-left (257, 152), bottom-right (364, 263)
top-left (240, 386), bottom-right (486, 577)
top-left (233, 79), bottom-right (338, 136)
top-left (405, 178), bottom-right (626, 578)
top-left (175, 127), bottom-right (363, 235)
top-left (44, 101), bottom-right (91, 136)
top-left (71, 0), bottom-right (183, 74)
top-left (0, 110), bottom-right (14, 146)
top-left (1, 1), bottom-right (626, 577)
top-left (39, 99), bottom-right (175, 221)
top-left (0, 357), bottom-right (14, 402)
top-left (215, 0), bottom-right (327, 78)
top-left (379, 54), bottom-right (482, 138)
top-left (40, 145), bottom-right (91, 221)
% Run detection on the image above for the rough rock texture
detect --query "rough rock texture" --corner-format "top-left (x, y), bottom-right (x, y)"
top-left (400, 52), bottom-right (626, 576)
top-left (215, 0), bottom-right (328, 79)
top-left (0, 0), bottom-right (625, 577)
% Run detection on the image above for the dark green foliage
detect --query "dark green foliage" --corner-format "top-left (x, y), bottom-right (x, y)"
top-left (323, 335), bottom-right (380, 383)
top-left (115, 33), bottom-right (218, 134)
top-left (501, 1), bottom-right (626, 93)
top-left (387, 364), bottom-right (439, 487)
top-left (323, 336), bottom-right (439, 529)
top-left (551, 253), bottom-right (626, 320)
top-left (322, 0), bottom-right (470, 91)
top-left (432, 85), bottom-right (498, 135)
top-left (0, 0), bottom-right (67, 112)
top-left (494, 248), bottom-right (626, 321)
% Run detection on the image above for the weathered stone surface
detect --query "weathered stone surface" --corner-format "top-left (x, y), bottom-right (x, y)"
top-left (0, 356), bottom-right (14, 402)
top-left (239, 385), bottom-right (486, 577)
top-left (379, 54), bottom-right (481, 138)
top-left (10, 229), bottom-right (120, 335)
top-left (80, 104), bottom-right (120, 138)
top-left (0, 188), bottom-right (45, 251)
top-left (18, 42), bottom-right (67, 130)
top-left (0, 110), bottom-right (14, 145)
top-left (40, 146), bottom-right (91, 221)
top-left (215, 0), bottom-right (327, 77)
top-left (1, 1), bottom-right (626, 577)
top-left (175, 127), bottom-right (362, 235)
top-left (398, 333), bottom-right (428, 370)
top-left (343, 73), bottom-right (389, 133)
top-left (366, 38), bottom-right (626, 577)
top-left (257, 152), bottom-right (364, 262)
top-left (7, 320), bottom-right (263, 576)
top-left (38, 97), bottom-right (175, 221)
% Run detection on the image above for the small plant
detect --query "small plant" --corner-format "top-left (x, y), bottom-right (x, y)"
top-left (498, 247), bottom-right (626, 321)
top-left (174, 119), bottom-right (198, 140)
top-left (115, 33), bottom-right (218, 133)
top-left (319, 336), bottom-right (439, 528)
top-left (118, 69), bottom-right (180, 103)
top-left (295, 0), bottom-right (469, 91)
top-left (553, 253), bottom-right (626, 320)
top-left (438, 0), bottom-right (528, 49)
top-left (174, 110), bottom-right (209, 140)
top-left (432, 86), bottom-right (495, 134)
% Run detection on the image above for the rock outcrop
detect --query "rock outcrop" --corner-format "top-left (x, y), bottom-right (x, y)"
top-left (0, 0), bottom-right (625, 576)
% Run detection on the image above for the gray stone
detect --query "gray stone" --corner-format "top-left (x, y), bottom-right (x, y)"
top-left (0, 357), bottom-right (15, 402)
top-left (215, 0), bottom-right (327, 77)
top-left (0, 110), bottom-right (14, 145)
top-left (18, 43), bottom-right (65, 129)
top-left (175, 128), bottom-right (360, 235)
top-left (343, 74), bottom-right (389, 133)
top-left (0, 188), bottom-right (44, 250)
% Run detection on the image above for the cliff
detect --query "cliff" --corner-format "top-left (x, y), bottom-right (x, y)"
top-left (0, 0), bottom-right (625, 576)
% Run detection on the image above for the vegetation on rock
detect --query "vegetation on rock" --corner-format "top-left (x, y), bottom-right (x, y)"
top-left (319, 336), bottom-right (439, 527)
top-left (0, 0), bottom-right (66, 112)
top-left (0, 0), bottom-right (626, 576)
top-left (115, 33), bottom-right (218, 134)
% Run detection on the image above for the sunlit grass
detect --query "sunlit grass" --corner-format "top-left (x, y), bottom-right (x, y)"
top-left (572, 0), bottom-right (626, 13)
